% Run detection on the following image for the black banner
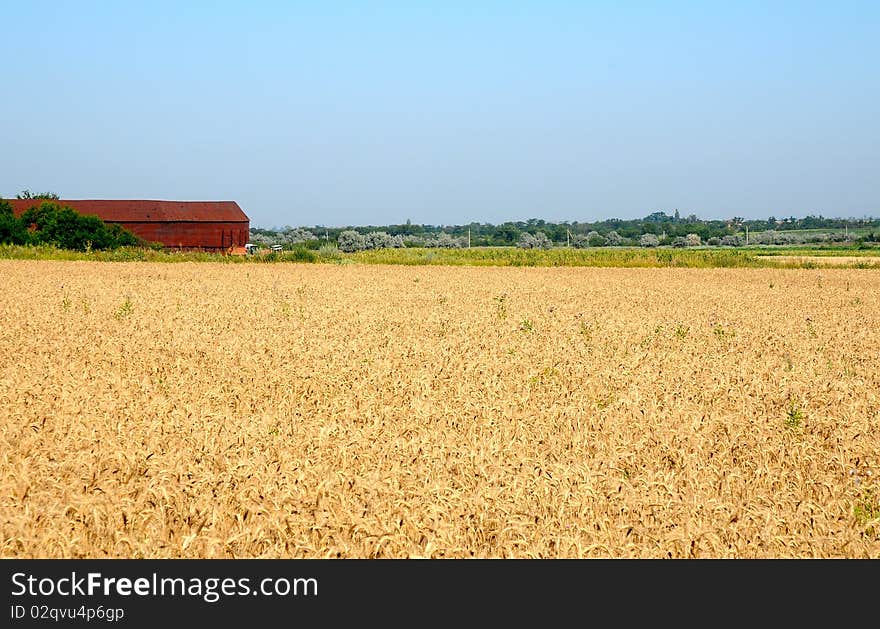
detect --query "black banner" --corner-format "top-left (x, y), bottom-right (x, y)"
top-left (1, 559), bottom-right (875, 626)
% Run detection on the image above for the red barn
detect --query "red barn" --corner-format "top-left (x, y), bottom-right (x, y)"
top-left (10, 199), bottom-right (250, 251)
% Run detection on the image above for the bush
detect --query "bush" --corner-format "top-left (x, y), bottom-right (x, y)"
top-left (281, 228), bottom-right (317, 245)
top-left (363, 231), bottom-right (386, 250)
top-left (754, 229), bottom-right (804, 245)
top-left (363, 231), bottom-right (406, 250)
top-left (570, 234), bottom-right (590, 248)
top-left (425, 232), bottom-right (465, 248)
top-left (0, 199), bottom-right (28, 245)
top-left (17, 201), bottom-right (141, 251)
top-left (671, 236), bottom-right (687, 248)
top-left (707, 237), bottom-right (721, 246)
top-left (288, 246), bottom-right (318, 262)
top-left (754, 230), bottom-right (775, 245)
top-left (721, 235), bottom-right (743, 247)
top-left (341, 231), bottom-right (409, 251)
top-left (517, 233), bottom-right (535, 249)
top-left (685, 233), bottom-right (701, 247)
top-left (640, 233), bottom-right (659, 247)
top-left (605, 230), bottom-right (625, 246)
top-left (108, 223), bottom-right (141, 247)
top-left (319, 243), bottom-right (342, 259)
top-left (338, 230), bottom-right (366, 252)
top-left (518, 232), bottom-right (552, 249)
top-left (249, 232), bottom-right (276, 246)
top-left (586, 231), bottom-right (605, 247)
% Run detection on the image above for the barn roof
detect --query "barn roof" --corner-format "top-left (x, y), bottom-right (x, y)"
top-left (8, 199), bottom-right (249, 223)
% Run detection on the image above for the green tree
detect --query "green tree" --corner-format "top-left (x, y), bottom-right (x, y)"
top-left (587, 231), bottom-right (605, 247)
top-left (19, 201), bottom-right (140, 250)
top-left (16, 189), bottom-right (60, 200)
top-left (0, 199), bottom-right (28, 244)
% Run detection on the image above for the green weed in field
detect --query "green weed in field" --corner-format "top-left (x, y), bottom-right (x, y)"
top-left (785, 402), bottom-right (804, 430)
top-left (494, 294), bottom-right (508, 320)
top-left (114, 296), bottom-right (133, 320)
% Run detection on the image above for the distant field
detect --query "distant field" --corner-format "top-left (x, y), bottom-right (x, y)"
top-left (347, 246), bottom-right (880, 268)
top-left (757, 255), bottom-right (880, 267)
top-left (745, 246), bottom-right (880, 257)
top-left (1, 261), bottom-right (878, 558)
top-left (741, 227), bottom-right (876, 237)
top-left (3, 244), bottom-right (879, 268)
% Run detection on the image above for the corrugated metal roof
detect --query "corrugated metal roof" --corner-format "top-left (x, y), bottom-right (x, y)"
top-left (8, 199), bottom-right (249, 223)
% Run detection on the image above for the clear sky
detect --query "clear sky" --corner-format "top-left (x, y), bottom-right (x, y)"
top-left (2, 1), bottom-right (877, 228)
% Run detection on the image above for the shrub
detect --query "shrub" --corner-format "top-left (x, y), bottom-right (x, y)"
top-left (671, 236), bottom-right (687, 248)
top-left (605, 230), bottom-right (625, 246)
top-left (249, 232), bottom-right (277, 246)
top-left (570, 234), bottom-right (590, 249)
top-left (518, 232), bottom-right (552, 249)
top-left (18, 201), bottom-right (141, 251)
top-left (707, 237), bottom-right (721, 246)
top-left (0, 199), bottom-right (28, 245)
top-left (720, 235), bottom-right (743, 247)
top-left (433, 232), bottom-right (465, 248)
top-left (338, 230), bottom-right (366, 252)
top-left (319, 243), bottom-right (342, 259)
top-left (364, 231), bottom-right (393, 250)
top-left (686, 233), bottom-right (702, 247)
top-left (288, 246), bottom-right (318, 262)
top-left (755, 230), bottom-right (778, 245)
top-left (535, 232), bottom-right (553, 249)
top-left (402, 233), bottom-right (465, 249)
top-left (517, 233), bottom-right (536, 249)
top-left (804, 233), bottom-right (830, 244)
top-left (587, 231), bottom-right (605, 247)
top-left (360, 231), bottom-right (406, 250)
top-left (108, 223), bottom-right (141, 247)
top-left (281, 228), bottom-right (318, 245)
top-left (640, 233), bottom-right (659, 247)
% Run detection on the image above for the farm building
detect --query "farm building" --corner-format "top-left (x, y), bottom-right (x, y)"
top-left (9, 199), bottom-right (250, 251)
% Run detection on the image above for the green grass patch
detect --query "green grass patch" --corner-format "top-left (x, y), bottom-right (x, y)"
top-left (0, 244), bottom-right (320, 263)
top-left (742, 243), bottom-right (880, 257)
top-left (346, 246), bottom-right (766, 268)
top-left (2, 243), bottom-right (879, 268)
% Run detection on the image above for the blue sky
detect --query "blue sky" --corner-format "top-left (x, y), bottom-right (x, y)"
top-left (2, 1), bottom-right (877, 228)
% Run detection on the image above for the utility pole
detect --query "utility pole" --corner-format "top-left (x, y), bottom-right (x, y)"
top-left (468, 227), bottom-right (471, 249)
top-left (567, 229), bottom-right (570, 247)
top-left (745, 225), bottom-right (749, 246)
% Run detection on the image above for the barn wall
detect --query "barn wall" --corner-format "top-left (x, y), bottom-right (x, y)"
top-left (115, 221), bottom-right (250, 250)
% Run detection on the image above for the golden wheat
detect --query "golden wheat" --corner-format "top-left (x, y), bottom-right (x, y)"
top-left (1, 260), bottom-right (878, 558)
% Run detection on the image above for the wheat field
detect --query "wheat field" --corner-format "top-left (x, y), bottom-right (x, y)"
top-left (1, 260), bottom-right (878, 558)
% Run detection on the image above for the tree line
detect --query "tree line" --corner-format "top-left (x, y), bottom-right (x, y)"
top-left (251, 210), bottom-right (880, 249)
